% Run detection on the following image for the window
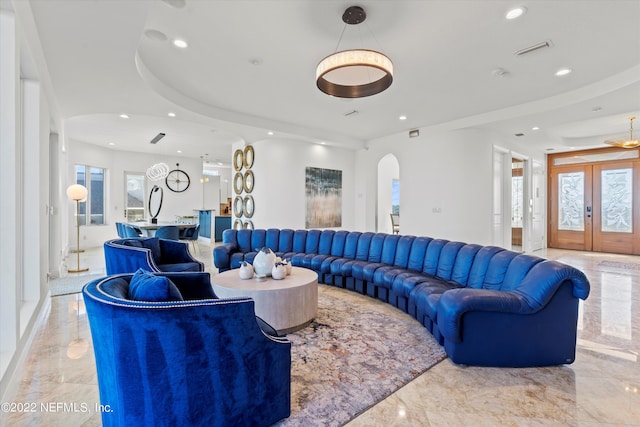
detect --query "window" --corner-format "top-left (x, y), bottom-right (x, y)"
top-left (391, 179), bottom-right (400, 215)
top-left (74, 164), bottom-right (105, 225)
top-left (125, 172), bottom-right (145, 221)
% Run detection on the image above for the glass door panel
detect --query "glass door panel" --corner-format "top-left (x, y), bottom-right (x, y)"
top-left (592, 162), bottom-right (640, 254)
top-left (549, 165), bottom-right (592, 251)
top-left (600, 168), bottom-right (632, 233)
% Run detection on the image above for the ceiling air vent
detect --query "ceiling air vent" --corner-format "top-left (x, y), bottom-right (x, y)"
top-left (150, 133), bottom-right (166, 144)
top-left (515, 40), bottom-right (553, 56)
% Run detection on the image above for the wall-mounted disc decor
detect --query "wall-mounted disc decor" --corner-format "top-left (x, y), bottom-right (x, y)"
top-left (243, 220), bottom-right (254, 230)
top-left (243, 195), bottom-right (255, 218)
top-left (243, 145), bottom-right (254, 169)
top-left (233, 219), bottom-right (243, 230)
top-left (233, 172), bottom-right (244, 194)
top-left (243, 170), bottom-right (254, 193)
top-left (233, 195), bottom-right (244, 217)
top-left (233, 149), bottom-right (244, 171)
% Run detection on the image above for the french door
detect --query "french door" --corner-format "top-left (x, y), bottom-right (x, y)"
top-left (549, 151), bottom-right (640, 255)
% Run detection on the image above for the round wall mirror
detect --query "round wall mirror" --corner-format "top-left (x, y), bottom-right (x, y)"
top-left (243, 195), bottom-right (255, 218)
top-left (233, 219), bottom-right (243, 230)
top-left (243, 145), bottom-right (254, 169)
top-left (233, 172), bottom-right (244, 194)
top-left (243, 170), bottom-right (254, 193)
top-left (148, 185), bottom-right (164, 224)
top-left (233, 149), bottom-right (244, 171)
top-left (233, 195), bottom-right (244, 217)
top-left (243, 220), bottom-right (254, 230)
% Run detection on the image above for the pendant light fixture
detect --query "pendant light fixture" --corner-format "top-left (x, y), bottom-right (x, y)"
top-left (316, 6), bottom-right (393, 98)
top-left (605, 116), bottom-right (640, 149)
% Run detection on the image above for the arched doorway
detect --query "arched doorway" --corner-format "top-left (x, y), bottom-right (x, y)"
top-left (377, 154), bottom-right (400, 233)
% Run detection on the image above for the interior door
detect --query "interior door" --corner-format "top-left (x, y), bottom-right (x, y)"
top-left (592, 161), bottom-right (640, 254)
top-left (549, 164), bottom-right (593, 251)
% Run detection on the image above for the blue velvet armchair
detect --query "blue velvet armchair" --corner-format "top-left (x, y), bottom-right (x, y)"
top-left (83, 272), bottom-right (291, 427)
top-left (104, 237), bottom-right (204, 274)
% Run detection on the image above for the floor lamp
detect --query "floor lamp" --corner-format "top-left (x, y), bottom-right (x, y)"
top-left (67, 184), bottom-right (89, 273)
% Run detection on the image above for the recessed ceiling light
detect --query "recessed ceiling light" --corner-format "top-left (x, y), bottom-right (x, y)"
top-left (119, 114), bottom-right (129, 119)
top-left (506, 7), bottom-right (526, 20)
top-left (217, 162), bottom-right (223, 166)
top-left (172, 39), bottom-right (188, 49)
top-left (168, 112), bottom-right (176, 117)
top-left (555, 68), bottom-right (572, 76)
top-left (108, 142), bottom-right (115, 146)
top-left (177, 150), bottom-right (182, 153)
top-left (249, 58), bottom-right (263, 66)
top-left (532, 126), bottom-right (540, 131)
top-left (320, 141), bottom-right (326, 145)
top-left (491, 67), bottom-right (509, 77)
top-left (161, 0), bottom-right (186, 8)
top-left (399, 115), bottom-right (407, 121)
top-left (267, 131), bottom-right (274, 136)
top-left (144, 29), bottom-right (168, 42)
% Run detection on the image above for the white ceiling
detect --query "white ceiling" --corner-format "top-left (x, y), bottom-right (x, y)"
top-left (15, 0), bottom-right (640, 163)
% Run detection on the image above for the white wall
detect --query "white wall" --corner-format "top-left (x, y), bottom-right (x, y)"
top-left (66, 140), bottom-right (207, 248)
top-left (236, 138), bottom-right (356, 230)
top-left (356, 127), bottom-right (547, 246)
top-left (0, 9), bottom-right (52, 401)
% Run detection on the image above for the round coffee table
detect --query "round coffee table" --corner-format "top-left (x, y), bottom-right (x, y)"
top-left (211, 267), bottom-right (318, 334)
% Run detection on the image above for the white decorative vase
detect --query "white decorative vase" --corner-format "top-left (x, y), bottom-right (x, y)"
top-left (282, 259), bottom-right (292, 275)
top-left (253, 247), bottom-right (276, 276)
top-left (272, 263), bottom-right (287, 280)
top-left (239, 261), bottom-right (254, 280)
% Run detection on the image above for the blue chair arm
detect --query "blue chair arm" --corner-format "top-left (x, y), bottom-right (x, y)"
top-left (104, 241), bottom-right (160, 274)
top-left (437, 288), bottom-right (528, 343)
top-left (158, 239), bottom-right (204, 270)
top-left (213, 243), bottom-right (238, 271)
top-left (159, 272), bottom-right (217, 300)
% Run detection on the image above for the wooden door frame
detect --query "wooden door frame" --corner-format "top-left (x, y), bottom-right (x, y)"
top-left (547, 146), bottom-right (640, 254)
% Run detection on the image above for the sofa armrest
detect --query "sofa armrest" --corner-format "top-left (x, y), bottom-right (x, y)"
top-left (159, 272), bottom-right (216, 300)
top-left (437, 288), bottom-right (528, 343)
top-left (512, 260), bottom-right (590, 307)
top-left (213, 243), bottom-right (238, 271)
top-left (159, 239), bottom-right (203, 268)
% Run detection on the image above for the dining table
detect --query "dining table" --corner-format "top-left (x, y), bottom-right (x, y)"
top-left (127, 221), bottom-right (196, 237)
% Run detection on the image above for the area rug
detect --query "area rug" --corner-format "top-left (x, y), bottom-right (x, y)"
top-left (275, 285), bottom-right (447, 426)
top-left (49, 273), bottom-right (104, 296)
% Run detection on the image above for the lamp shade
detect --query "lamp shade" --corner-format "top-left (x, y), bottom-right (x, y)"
top-left (66, 184), bottom-right (88, 202)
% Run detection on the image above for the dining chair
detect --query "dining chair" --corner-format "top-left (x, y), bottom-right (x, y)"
top-left (122, 224), bottom-right (142, 238)
top-left (180, 223), bottom-right (200, 254)
top-left (115, 222), bottom-right (125, 237)
top-left (155, 225), bottom-right (180, 240)
top-left (390, 213), bottom-right (400, 234)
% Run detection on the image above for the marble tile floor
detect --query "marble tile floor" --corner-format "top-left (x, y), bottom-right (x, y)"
top-left (2, 245), bottom-right (639, 426)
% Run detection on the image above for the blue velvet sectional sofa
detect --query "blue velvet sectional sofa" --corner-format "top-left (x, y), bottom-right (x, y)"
top-left (214, 228), bottom-right (591, 367)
